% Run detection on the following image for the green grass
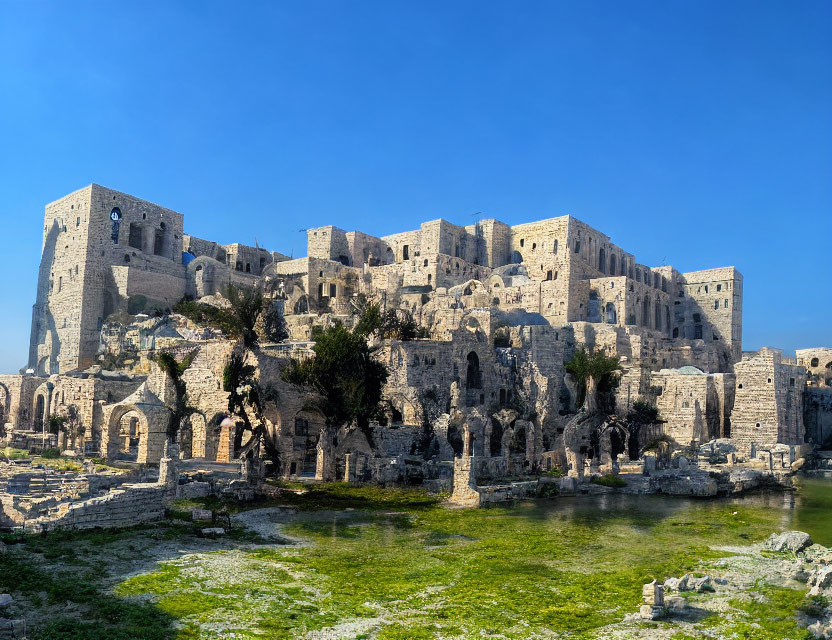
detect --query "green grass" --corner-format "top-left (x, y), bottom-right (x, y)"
top-left (591, 473), bottom-right (628, 488)
top-left (1, 447), bottom-right (29, 459)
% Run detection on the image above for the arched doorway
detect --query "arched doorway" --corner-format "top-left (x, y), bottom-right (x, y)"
top-left (466, 352), bottom-right (482, 389)
top-left (105, 405), bottom-right (150, 462)
top-left (292, 409), bottom-right (325, 476)
top-left (116, 410), bottom-right (143, 461)
top-left (605, 302), bottom-right (617, 324)
top-left (34, 394), bottom-right (45, 429)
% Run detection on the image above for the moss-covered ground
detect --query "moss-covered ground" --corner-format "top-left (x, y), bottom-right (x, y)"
top-left (2, 481), bottom-right (829, 639)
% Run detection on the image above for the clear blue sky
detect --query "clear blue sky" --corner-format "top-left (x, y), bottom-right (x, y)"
top-left (0, 0), bottom-right (830, 373)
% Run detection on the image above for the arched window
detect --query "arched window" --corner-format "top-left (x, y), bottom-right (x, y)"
top-left (599, 248), bottom-right (606, 273)
top-left (810, 357), bottom-right (819, 367)
top-left (609, 254), bottom-right (616, 276)
top-left (605, 302), bottom-right (616, 324)
top-left (553, 240), bottom-right (558, 254)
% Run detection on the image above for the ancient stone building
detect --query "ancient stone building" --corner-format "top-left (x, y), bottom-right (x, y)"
top-left (3, 184), bottom-right (828, 478)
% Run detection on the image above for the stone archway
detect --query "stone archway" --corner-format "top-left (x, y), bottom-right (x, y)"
top-left (104, 404), bottom-right (151, 462)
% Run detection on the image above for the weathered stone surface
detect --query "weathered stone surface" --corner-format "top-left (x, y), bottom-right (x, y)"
top-left (763, 530), bottom-right (813, 553)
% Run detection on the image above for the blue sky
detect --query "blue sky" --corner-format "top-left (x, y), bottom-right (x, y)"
top-left (0, 0), bottom-right (830, 373)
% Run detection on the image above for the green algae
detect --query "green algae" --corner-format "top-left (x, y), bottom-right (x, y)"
top-left (111, 487), bottom-right (821, 638)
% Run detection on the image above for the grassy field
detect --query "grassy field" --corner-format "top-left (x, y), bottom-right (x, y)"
top-left (0, 482), bottom-right (821, 639)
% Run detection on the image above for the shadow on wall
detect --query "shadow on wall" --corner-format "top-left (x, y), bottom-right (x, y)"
top-left (29, 220), bottom-right (62, 374)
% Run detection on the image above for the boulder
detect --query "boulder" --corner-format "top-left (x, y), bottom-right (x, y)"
top-left (663, 577), bottom-right (680, 591)
top-left (690, 576), bottom-right (715, 592)
top-left (763, 531), bottom-right (813, 553)
top-left (0, 594), bottom-right (13, 608)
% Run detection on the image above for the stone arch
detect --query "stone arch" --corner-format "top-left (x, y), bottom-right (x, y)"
top-left (293, 295), bottom-right (310, 315)
top-left (105, 404), bottom-right (150, 462)
top-left (185, 411), bottom-right (208, 459)
top-left (34, 393), bottom-right (45, 429)
top-left (510, 250), bottom-right (523, 264)
top-left (810, 357), bottom-right (819, 367)
top-left (605, 302), bottom-right (617, 324)
top-left (291, 407), bottom-right (326, 476)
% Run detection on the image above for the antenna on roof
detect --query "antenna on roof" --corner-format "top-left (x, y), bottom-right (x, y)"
top-left (254, 236), bottom-right (259, 250)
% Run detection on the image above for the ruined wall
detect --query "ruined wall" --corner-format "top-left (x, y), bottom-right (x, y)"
top-left (731, 348), bottom-right (805, 452)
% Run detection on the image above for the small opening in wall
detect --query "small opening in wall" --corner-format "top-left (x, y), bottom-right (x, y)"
top-left (520, 239), bottom-right (525, 247)
top-left (738, 384), bottom-right (743, 389)
top-left (767, 378), bottom-right (772, 383)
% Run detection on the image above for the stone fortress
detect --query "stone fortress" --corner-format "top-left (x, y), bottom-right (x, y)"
top-left (2, 183), bottom-right (831, 514)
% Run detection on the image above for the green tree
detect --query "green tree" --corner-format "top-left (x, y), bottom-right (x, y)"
top-left (223, 284), bottom-right (264, 348)
top-left (152, 350), bottom-right (197, 443)
top-left (564, 347), bottom-right (622, 414)
top-left (626, 399), bottom-right (661, 458)
top-left (223, 350), bottom-right (259, 451)
top-left (282, 323), bottom-right (388, 441)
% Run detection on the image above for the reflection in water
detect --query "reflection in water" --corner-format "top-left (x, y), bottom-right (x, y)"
top-left (484, 475), bottom-right (832, 546)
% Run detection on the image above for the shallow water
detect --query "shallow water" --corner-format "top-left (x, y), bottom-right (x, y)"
top-left (487, 474), bottom-right (832, 546)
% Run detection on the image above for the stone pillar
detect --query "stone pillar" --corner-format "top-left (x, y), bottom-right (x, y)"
top-left (158, 440), bottom-right (179, 490)
top-left (449, 455), bottom-right (480, 507)
top-left (639, 580), bottom-right (665, 620)
top-left (344, 453), bottom-right (354, 483)
top-left (216, 423), bottom-right (235, 463)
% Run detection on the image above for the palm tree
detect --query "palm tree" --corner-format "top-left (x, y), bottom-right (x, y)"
top-left (153, 350), bottom-right (197, 444)
top-left (565, 347), bottom-right (622, 414)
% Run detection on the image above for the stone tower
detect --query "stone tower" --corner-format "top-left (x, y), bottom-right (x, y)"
top-left (28, 185), bottom-right (186, 374)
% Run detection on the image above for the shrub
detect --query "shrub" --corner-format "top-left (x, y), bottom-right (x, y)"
top-left (642, 434), bottom-right (673, 453)
top-left (544, 465), bottom-right (566, 478)
top-left (590, 474), bottom-right (627, 488)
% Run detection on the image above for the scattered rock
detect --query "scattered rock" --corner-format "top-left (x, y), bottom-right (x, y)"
top-left (809, 566), bottom-right (832, 596)
top-left (808, 619), bottom-right (832, 639)
top-left (691, 575), bottom-right (716, 592)
top-left (201, 527), bottom-right (226, 537)
top-left (663, 576), bottom-right (680, 591)
top-left (763, 530), bottom-right (813, 553)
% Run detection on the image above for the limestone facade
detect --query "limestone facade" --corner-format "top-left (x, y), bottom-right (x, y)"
top-left (4, 184), bottom-right (829, 477)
